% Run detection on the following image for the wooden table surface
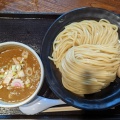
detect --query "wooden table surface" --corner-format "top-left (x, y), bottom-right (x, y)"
top-left (0, 0), bottom-right (120, 14)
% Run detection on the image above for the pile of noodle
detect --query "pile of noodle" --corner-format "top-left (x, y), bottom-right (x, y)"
top-left (49, 19), bottom-right (120, 96)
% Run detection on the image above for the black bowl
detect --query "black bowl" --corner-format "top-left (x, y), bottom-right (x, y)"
top-left (41, 7), bottom-right (120, 110)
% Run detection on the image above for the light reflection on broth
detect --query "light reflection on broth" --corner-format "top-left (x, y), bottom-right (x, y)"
top-left (0, 45), bottom-right (41, 103)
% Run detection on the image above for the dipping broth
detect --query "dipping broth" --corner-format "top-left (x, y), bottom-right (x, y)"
top-left (0, 45), bottom-right (41, 103)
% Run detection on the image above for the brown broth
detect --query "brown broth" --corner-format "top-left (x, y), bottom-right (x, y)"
top-left (0, 45), bottom-right (40, 103)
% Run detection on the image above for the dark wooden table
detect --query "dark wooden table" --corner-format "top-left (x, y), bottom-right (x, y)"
top-left (0, 0), bottom-right (120, 14)
top-left (0, 0), bottom-right (120, 119)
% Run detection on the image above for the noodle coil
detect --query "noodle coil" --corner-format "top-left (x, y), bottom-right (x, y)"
top-left (49, 19), bottom-right (120, 96)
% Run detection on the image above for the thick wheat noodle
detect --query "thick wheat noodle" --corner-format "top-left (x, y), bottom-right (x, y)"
top-left (49, 19), bottom-right (120, 96)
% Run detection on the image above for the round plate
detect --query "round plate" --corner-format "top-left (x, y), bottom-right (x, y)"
top-left (41, 7), bottom-right (120, 110)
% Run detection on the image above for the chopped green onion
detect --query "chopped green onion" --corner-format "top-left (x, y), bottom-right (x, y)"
top-left (26, 84), bottom-right (30, 87)
top-left (16, 64), bottom-right (21, 71)
top-left (0, 75), bottom-right (4, 78)
top-left (12, 72), bottom-right (16, 76)
top-left (12, 65), bottom-right (16, 71)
